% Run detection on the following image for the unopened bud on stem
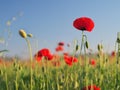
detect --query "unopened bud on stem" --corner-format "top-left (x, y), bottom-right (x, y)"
top-left (19, 29), bottom-right (27, 38)
top-left (27, 33), bottom-right (33, 38)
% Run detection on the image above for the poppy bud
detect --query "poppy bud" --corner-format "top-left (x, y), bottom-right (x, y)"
top-left (97, 44), bottom-right (101, 51)
top-left (117, 32), bottom-right (120, 43)
top-left (18, 66), bottom-right (22, 71)
top-left (27, 33), bottom-right (33, 38)
top-left (19, 29), bottom-right (27, 38)
top-left (76, 44), bottom-right (80, 51)
top-left (117, 38), bottom-right (120, 43)
top-left (85, 41), bottom-right (89, 49)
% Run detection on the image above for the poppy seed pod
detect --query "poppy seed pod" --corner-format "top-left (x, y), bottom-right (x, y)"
top-left (19, 29), bottom-right (27, 38)
top-left (85, 41), bottom-right (89, 49)
top-left (27, 33), bottom-right (33, 38)
top-left (76, 44), bottom-right (80, 51)
top-left (97, 44), bottom-right (101, 51)
top-left (117, 38), bottom-right (120, 43)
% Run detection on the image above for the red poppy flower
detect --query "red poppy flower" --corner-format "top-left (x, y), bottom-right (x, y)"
top-left (64, 55), bottom-right (78, 66)
top-left (73, 17), bottom-right (94, 32)
top-left (72, 57), bottom-right (78, 62)
top-left (45, 54), bottom-right (53, 60)
top-left (38, 48), bottom-right (51, 57)
top-left (34, 54), bottom-right (42, 62)
top-left (64, 55), bottom-right (72, 66)
top-left (35, 48), bottom-right (53, 61)
top-left (111, 51), bottom-right (116, 57)
top-left (55, 46), bottom-right (64, 52)
top-left (58, 42), bottom-right (64, 46)
top-left (82, 85), bottom-right (100, 90)
top-left (89, 59), bottom-right (96, 66)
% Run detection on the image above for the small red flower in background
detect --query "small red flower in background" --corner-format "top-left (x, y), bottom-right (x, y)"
top-left (64, 55), bottom-right (78, 66)
top-left (43, 54), bottom-right (53, 60)
top-left (46, 54), bottom-right (53, 60)
top-left (34, 54), bottom-right (42, 62)
top-left (111, 51), bottom-right (116, 57)
top-left (58, 42), bottom-right (64, 46)
top-left (82, 85), bottom-right (100, 90)
top-left (89, 59), bottom-right (96, 66)
top-left (34, 48), bottom-right (53, 61)
top-left (64, 55), bottom-right (72, 66)
top-left (55, 45), bottom-right (64, 52)
top-left (73, 17), bottom-right (94, 32)
top-left (38, 48), bottom-right (51, 57)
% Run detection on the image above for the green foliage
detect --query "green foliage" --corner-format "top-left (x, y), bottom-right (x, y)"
top-left (0, 56), bottom-right (120, 90)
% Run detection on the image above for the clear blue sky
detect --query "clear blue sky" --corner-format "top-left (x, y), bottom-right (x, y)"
top-left (0, 0), bottom-right (120, 58)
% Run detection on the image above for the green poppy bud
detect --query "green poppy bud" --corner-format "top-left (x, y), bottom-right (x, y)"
top-left (97, 44), bottom-right (101, 51)
top-left (27, 33), bottom-right (33, 38)
top-left (85, 41), bottom-right (89, 49)
top-left (117, 38), bottom-right (120, 43)
top-left (76, 44), bottom-right (80, 51)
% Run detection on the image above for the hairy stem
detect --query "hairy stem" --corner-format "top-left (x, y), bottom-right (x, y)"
top-left (25, 38), bottom-right (33, 90)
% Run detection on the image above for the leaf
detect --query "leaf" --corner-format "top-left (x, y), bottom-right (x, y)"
top-left (0, 50), bottom-right (9, 56)
top-left (0, 50), bottom-right (9, 53)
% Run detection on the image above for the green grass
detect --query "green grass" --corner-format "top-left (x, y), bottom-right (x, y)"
top-left (0, 55), bottom-right (120, 90)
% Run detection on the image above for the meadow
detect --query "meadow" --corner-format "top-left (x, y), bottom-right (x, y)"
top-left (0, 50), bottom-right (119, 90)
top-left (0, 17), bottom-right (120, 90)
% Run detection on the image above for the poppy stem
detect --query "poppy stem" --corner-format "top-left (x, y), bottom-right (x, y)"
top-left (80, 31), bottom-right (87, 59)
top-left (80, 31), bottom-right (84, 55)
top-left (116, 43), bottom-right (120, 89)
top-left (115, 32), bottom-right (120, 89)
top-left (25, 38), bottom-right (33, 90)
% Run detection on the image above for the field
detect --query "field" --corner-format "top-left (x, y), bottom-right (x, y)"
top-left (0, 51), bottom-right (120, 90)
top-left (0, 17), bottom-right (120, 90)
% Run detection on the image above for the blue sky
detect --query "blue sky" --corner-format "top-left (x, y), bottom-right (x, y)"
top-left (0, 0), bottom-right (120, 58)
